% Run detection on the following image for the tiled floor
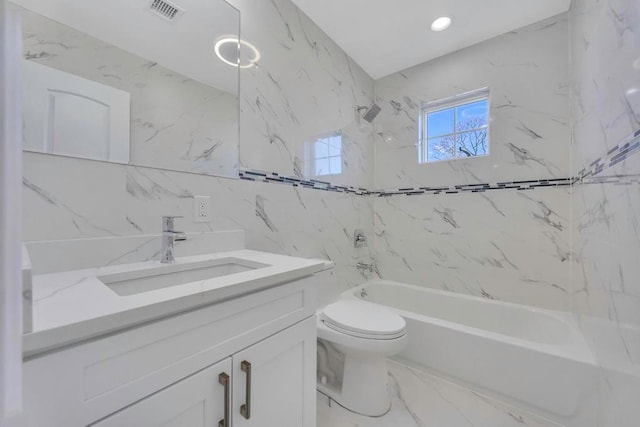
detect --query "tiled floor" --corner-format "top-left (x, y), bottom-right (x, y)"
top-left (317, 360), bottom-right (562, 427)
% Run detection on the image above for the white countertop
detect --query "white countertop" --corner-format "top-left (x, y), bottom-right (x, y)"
top-left (25, 250), bottom-right (326, 357)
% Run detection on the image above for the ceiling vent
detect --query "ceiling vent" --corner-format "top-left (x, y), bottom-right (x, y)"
top-left (148, 0), bottom-right (184, 22)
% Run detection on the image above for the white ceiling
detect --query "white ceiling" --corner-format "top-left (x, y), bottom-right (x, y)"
top-left (11, 0), bottom-right (240, 94)
top-left (290, 0), bottom-right (572, 79)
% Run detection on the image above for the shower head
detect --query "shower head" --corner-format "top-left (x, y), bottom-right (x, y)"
top-left (362, 103), bottom-right (382, 123)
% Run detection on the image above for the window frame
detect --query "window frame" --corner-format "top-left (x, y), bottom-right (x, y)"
top-left (309, 132), bottom-right (343, 177)
top-left (418, 87), bottom-right (490, 164)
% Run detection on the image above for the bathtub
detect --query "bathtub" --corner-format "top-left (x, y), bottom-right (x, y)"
top-left (343, 280), bottom-right (598, 417)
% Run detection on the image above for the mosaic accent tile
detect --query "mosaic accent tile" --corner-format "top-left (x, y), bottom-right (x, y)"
top-left (239, 169), bottom-right (372, 195)
top-left (575, 130), bottom-right (640, 184)
top-left (241, 130), bottom-right (640, 197)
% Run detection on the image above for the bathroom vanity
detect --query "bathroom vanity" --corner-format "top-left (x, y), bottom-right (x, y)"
top-left (11, 240), bottom-right (324, 427)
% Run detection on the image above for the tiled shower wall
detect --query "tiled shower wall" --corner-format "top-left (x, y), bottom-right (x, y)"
top-left (570, 0), bottom-right (640, 339)
top-left (232, 0), bottom-right (375, 189)
top-left (21, 0), bottom-right (375, 304)
top-left (570, 0), bottom-right (640, 423)
top-left (22, 0), bottom-right (639, 341)
top-left (372, 15), bottom-right (573, 311)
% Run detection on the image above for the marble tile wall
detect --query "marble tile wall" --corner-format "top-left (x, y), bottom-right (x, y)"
top-left (371, 14), bottom-right (573, 312)
top-left (374, 188), bottom-right (571, 310)
top-left (23, 151), bottom-right (373, 301)
top-left (21, 0), bottom-right (376, 299)
top-left (22, 0), bottom-right (575, 315)
top-left (229, 0), bottom-right (376, 189)
top-left (19, 6), bottom-right (239, 178)
top-left (374, 14), bottom-right (570, 189)
top-left (569, 0), bottom-right (640, 423)
top-left (570, 0), bottom-right (640, 331)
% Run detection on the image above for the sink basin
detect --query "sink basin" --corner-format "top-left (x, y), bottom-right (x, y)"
top-left (99, 257), bottom-right (270, 296)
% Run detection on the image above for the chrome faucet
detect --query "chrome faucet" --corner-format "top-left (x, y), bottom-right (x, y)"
top-left (161, 216), bottom-right (187, 264)
top-left (353, 229), bottom-right (367, 248)
top-left (356, 262), bottom-right (374, 273)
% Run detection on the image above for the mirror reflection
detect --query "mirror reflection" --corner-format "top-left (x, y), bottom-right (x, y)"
top-left (13, 0), bottom-right (240, 178)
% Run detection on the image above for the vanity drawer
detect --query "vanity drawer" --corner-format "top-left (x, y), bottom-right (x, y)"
top-left (19, 277), bottom-right (316, 427)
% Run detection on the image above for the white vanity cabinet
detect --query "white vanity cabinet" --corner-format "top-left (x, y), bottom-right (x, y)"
top-left (231, 318), bottom-right (316, 427)
top-left (92, 358), bottom-right (233, 427)
top-left (93, 319), bottom-right (316, 427)
top-left (12, 276), bottom-right (318, 427)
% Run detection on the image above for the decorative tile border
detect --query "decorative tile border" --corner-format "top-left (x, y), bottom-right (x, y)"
top-left (581, 174), bottom-right (640, 186)
top-left (239, 169), bottom-right (372, 195)
top-left (240, 168), bottom-right (574, 197)
top-left (239, 129), bottom-right (640, 197)
top-left (371, 178), bottom-right (573, 197)
top-left (576, 129), bottom-right (640, 182)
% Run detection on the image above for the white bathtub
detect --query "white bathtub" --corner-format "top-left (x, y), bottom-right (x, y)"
top-left (344, 280), bottom-right (598, 417)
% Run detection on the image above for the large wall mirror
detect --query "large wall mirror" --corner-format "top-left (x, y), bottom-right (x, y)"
top-left (12, 0), bottom-right (240, 178)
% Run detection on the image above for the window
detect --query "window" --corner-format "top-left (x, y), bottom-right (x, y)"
top-left (312, 133), bottom-right (342, 176)
top-left (418, 89), bottom-right (489, 163)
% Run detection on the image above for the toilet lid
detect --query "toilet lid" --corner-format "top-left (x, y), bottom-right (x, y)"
top-left (320, 300), bottom-right (406, 339)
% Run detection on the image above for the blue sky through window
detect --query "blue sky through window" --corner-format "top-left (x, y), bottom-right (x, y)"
top-left (314, 134), bottom-right (342, 176)
top-left (427, 108), bottom-right (454, 137)
top-left (420, 95), bottom-right (489, 163)
top-left (456, 100), bottom-right (488, 130)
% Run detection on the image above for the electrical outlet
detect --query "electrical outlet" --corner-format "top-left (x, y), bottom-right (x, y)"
top-left (193, 195), bottom-right (211, 222)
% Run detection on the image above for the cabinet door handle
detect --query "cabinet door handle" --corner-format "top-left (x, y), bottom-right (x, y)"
top-left (218, 372), bottom-right (230, 427)
top-left (240, 360), bottom-right (252, 419)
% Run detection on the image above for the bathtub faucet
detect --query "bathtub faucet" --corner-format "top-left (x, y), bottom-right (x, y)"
top-left (356, 262), bottom-right (374, 273)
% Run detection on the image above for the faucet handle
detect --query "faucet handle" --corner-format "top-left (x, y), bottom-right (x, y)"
top-left (162, 215), bottom-right (183, 232)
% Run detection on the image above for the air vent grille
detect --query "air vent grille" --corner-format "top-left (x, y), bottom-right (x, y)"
top-left (149, 0), bottom-right (183, 21)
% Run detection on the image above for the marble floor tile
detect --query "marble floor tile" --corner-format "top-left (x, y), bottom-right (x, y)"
top-left (317, 360), bottom-right (562, 427)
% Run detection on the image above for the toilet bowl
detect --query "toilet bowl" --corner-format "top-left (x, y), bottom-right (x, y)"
top-left (316, 299), bottom-right (407, 416)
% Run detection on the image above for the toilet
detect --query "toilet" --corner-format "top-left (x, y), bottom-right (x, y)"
top-left (316, 299), bottom-right (408, 416)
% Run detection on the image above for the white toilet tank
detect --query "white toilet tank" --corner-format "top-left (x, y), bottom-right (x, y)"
top-left (308, 258), bottom-right (337, 310)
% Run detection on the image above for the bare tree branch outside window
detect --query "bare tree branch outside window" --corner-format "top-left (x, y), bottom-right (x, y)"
top-left (422, 96), bottom-right (489, 162)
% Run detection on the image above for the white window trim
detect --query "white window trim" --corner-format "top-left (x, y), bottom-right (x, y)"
top-left (418, 87), bottom-right (490, 164)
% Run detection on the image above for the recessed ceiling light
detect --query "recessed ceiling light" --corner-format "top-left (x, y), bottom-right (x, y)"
top-left (214, 37), bottom-right (261, 69)
top-left (431, 16), bottom-right (452, 32)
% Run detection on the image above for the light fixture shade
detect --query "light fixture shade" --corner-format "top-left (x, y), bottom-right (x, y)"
top-left (214, 37), bottom-right (261, 69)
top-left (431, 16), bottom-right (452, 32)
